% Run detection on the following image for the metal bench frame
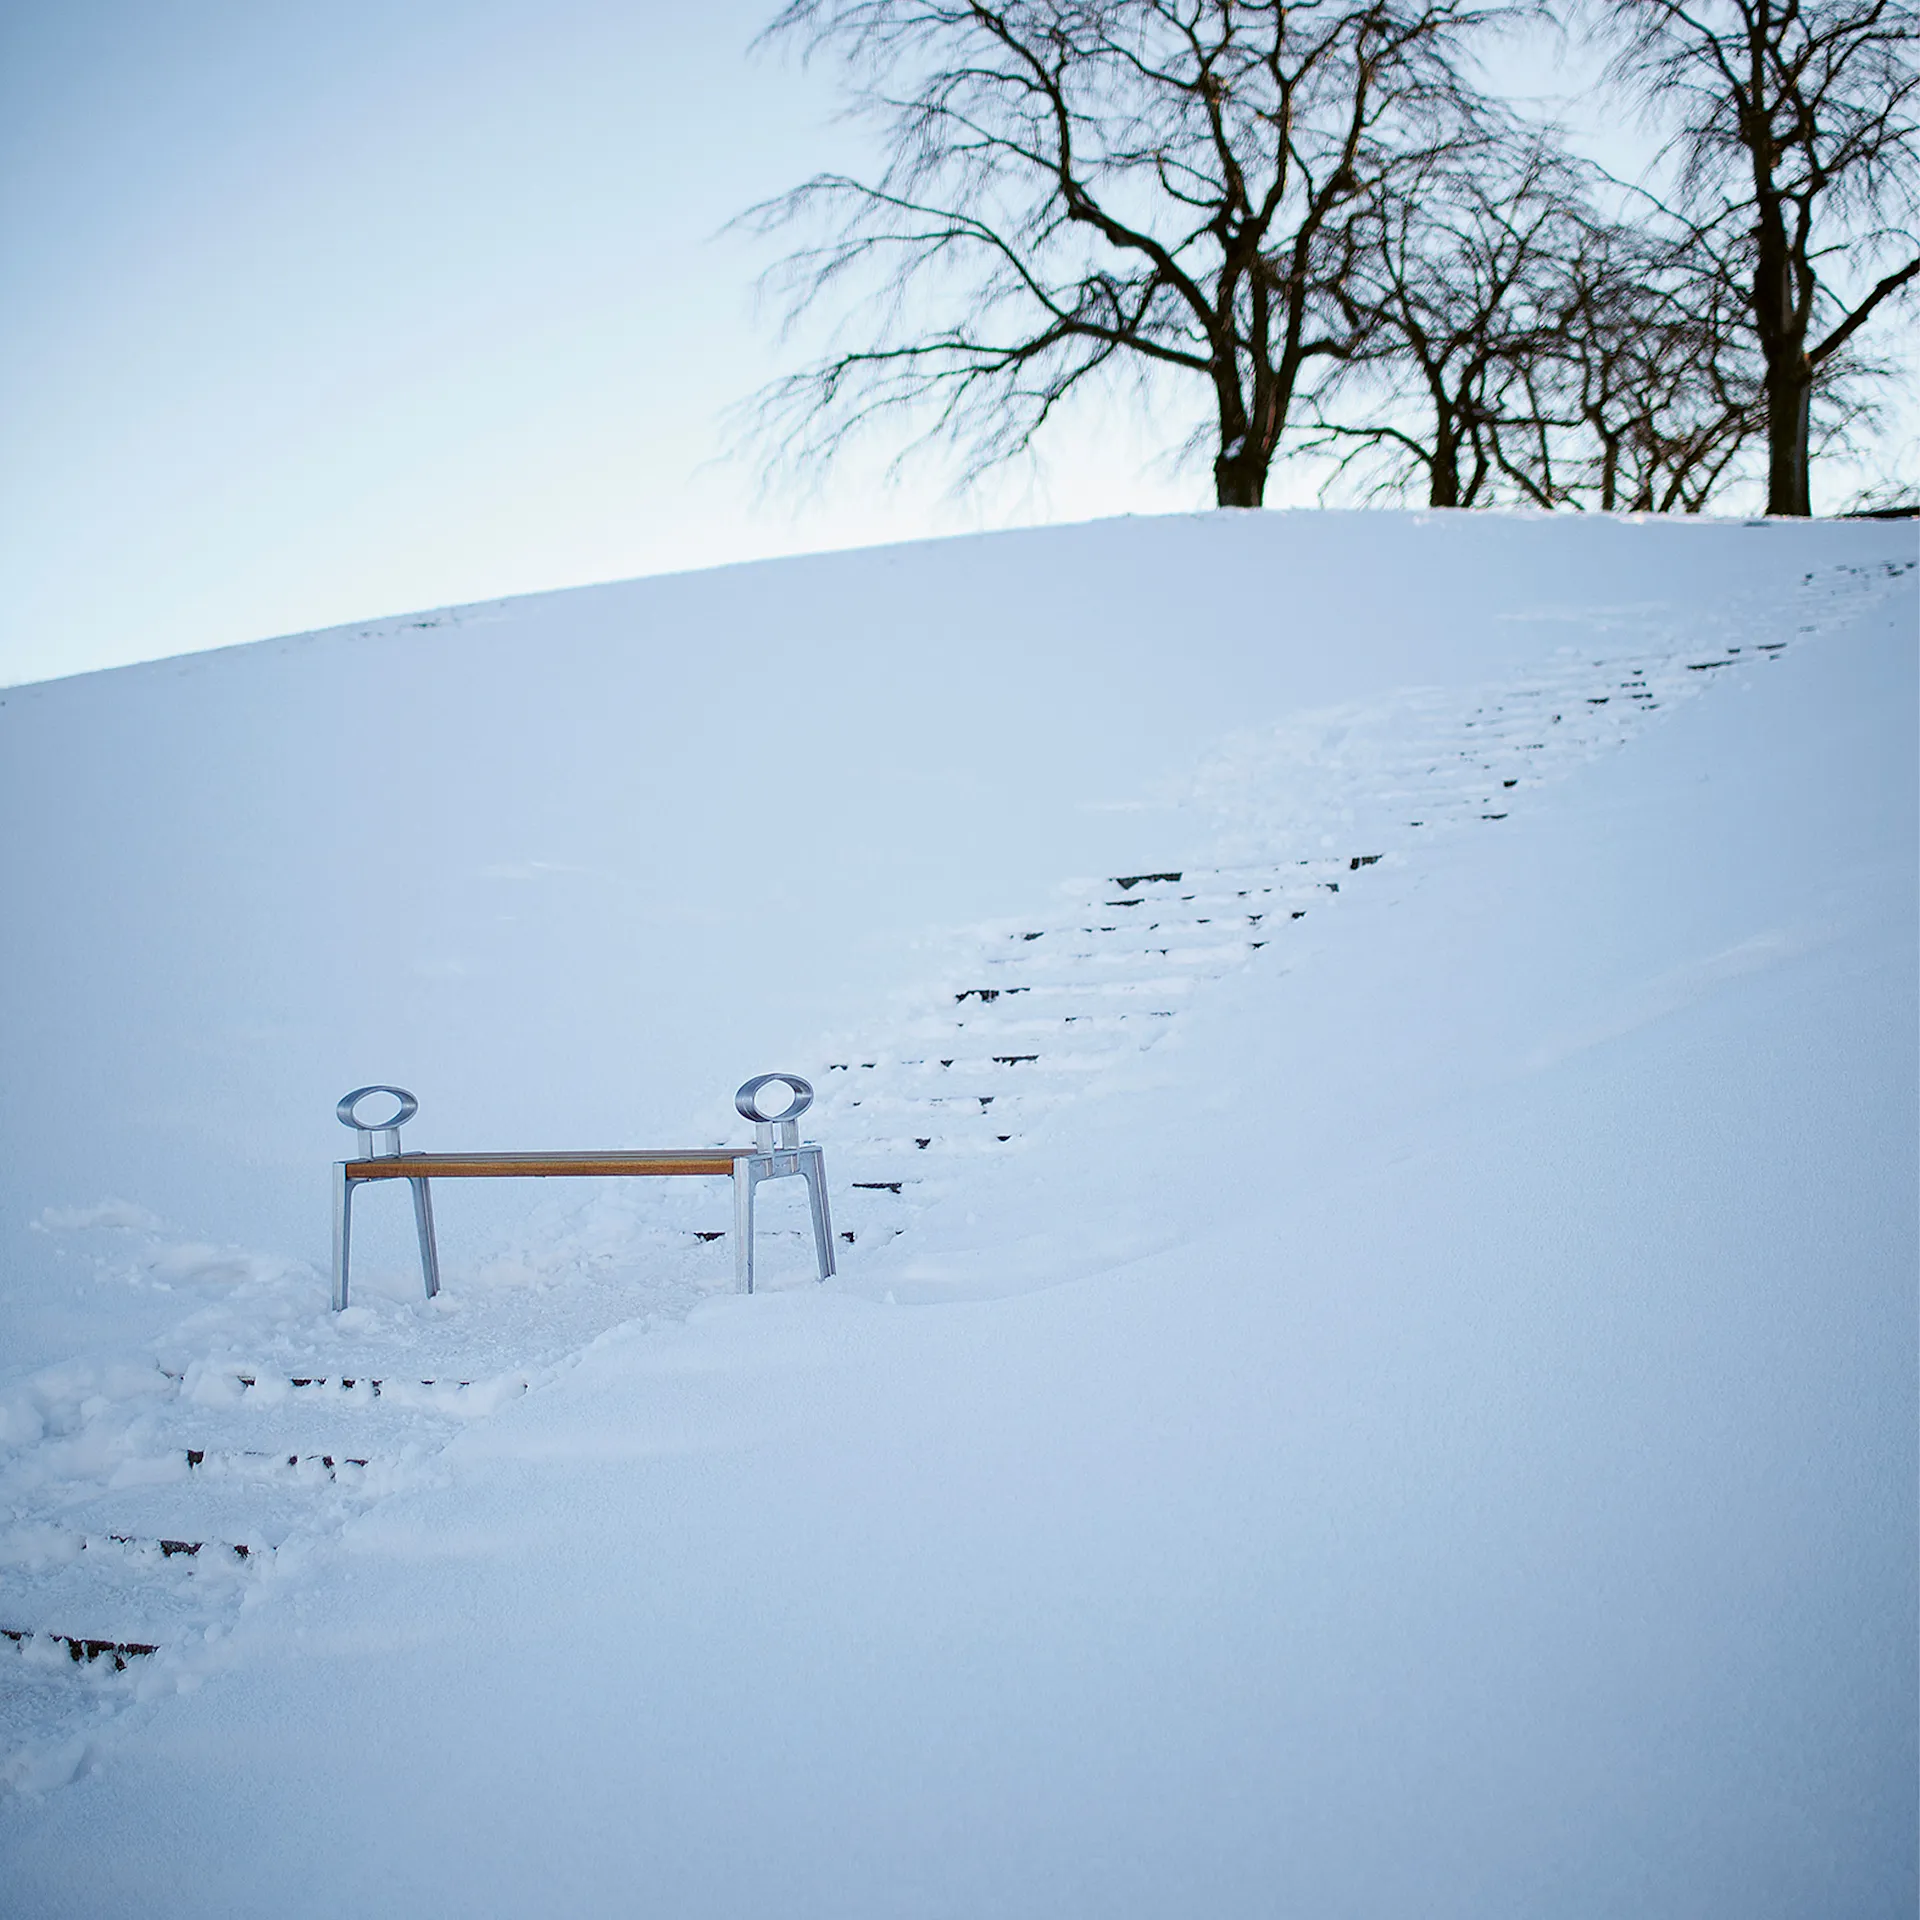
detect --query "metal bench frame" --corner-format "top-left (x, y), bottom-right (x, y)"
top-left (330, 1075), bottom-right (834, 1310)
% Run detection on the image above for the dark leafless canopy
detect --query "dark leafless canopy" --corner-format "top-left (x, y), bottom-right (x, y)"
top-left (1301, 130), bottom-right (1598, 506)
top-left (1601, 0), bottom-right (1920, 513)
top-left (1545, 212), bottom-right (1761, 510)
top-left (740, 0), bottom-right (1506, 507)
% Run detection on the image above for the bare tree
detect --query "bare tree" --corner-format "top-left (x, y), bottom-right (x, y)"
top-left (1546, 207), bottom-right (1763, 508)
top-left (1307, 133), bottom-right (1892, 514)
top-left (741, 0), bottom-right (1508, 508)
top-left (1603, 0), bottom-right (1920, 515)
top-left (1303, 129), bottom-right (1593, 506)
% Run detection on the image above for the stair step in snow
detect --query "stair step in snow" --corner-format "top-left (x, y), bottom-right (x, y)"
top-left (165, 1369), bottom-right (489, 1393)
top-left (2, 1526), bottom-right (264, 1567)
top-left (1, 1627), bottom-right (157, 1671)
top-left (237, 1374), bottom-right (473, 1393)
top-left (106, 1531), bottom-right (259, 1563)
top-left (949, 977), bottom-right (1201, 1002)
top-left (180, 1448), bottom-right (371, 1481)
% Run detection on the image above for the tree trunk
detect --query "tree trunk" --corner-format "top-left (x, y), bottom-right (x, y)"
top-left (1213, 351), bottom-right (1289, 507)
top-left (1753, 194), bottom-right (1812, 517)
top-left (1764, 357), bottom-right (1812, 515)
top-left (1428, 417), bottom-right (1460, 507)
top-left (1214, 448), bottom-right (1269, 507)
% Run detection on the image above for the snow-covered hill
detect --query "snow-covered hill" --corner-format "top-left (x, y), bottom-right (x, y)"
top-left (1, 511), bottom-right (1914, 1916)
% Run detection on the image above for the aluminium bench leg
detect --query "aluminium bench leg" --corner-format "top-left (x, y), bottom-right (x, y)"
top-left (733, 1156), bottom-right (757, 1294)
top-left (410, 1177), bottom-right (441, 1301)
top-left (731, 1152), bottom-right (834, 1292)
top-left (332, 1166), bottom-right (440, 1312)
top-left (802, 1148), bottom-right (836, 1282)
top-left (332, 1164), bottom-right (354, 1312)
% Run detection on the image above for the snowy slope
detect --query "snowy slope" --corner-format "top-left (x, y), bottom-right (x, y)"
top-left (0, 511), bottom-right (1913, 1916)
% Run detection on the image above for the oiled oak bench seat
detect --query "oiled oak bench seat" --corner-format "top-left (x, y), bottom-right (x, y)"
top-left (344, 1150), bottom-right (743, 1180)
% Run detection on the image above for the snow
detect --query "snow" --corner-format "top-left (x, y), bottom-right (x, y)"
top-left (0, 509), bottom-right (1914, 1914)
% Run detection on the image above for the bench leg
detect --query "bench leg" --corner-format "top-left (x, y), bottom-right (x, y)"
top-left (333, 1168), bottom-right (439, 1312)
top-left (410, 1177), bottom-right (441, 1301)
top-left (332, 1165), bottom-right (354, 1312)
top-left (802, 1149), bottom-right (836, 1282)
top-left (732, 1156), bottom-right (756, 1294)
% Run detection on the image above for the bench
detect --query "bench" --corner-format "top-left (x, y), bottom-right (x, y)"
top-left (330, 1074), bottom-right (834, 1310)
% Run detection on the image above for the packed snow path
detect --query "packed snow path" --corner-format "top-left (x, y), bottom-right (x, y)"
top-left (1, 549), bottom-right (1910, 1794)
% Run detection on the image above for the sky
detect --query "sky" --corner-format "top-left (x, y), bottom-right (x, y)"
top-left (1, 0), bottom-right (1211, 687)
top-left (2, 1), bottom-right (1911, 687)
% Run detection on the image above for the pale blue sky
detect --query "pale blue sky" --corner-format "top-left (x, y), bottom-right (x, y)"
top-left (1, 1), bottom-right (1205, 685)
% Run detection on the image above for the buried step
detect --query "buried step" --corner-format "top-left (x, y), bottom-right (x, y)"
top-left (183, 1448), bottom-right (370, 1478)
top-left (2, 1627), bottom-right (158, 1671)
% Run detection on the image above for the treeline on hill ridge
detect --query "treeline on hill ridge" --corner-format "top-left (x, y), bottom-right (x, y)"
top-left (738, 0), bottom-right (1920, 516)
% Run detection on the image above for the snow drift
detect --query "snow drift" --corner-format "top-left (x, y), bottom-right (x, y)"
top-left (0, 510), bottom-right (1913, 1917)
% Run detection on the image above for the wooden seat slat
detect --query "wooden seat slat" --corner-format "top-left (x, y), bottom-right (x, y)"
top-left (346, 1151), bottom-right (740, 1181)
